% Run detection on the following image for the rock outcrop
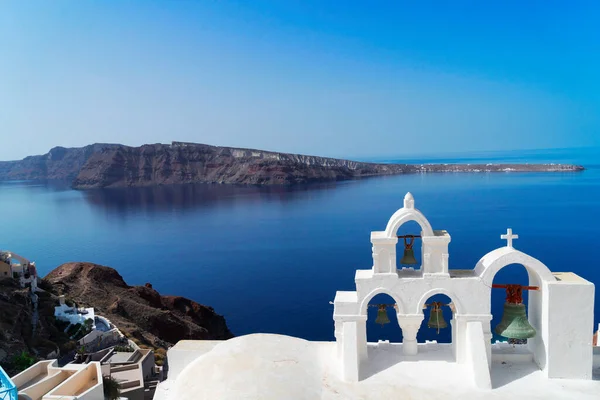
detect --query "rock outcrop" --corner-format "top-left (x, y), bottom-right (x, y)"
top-left (0, 278), bottom-right (76, 375)
top-left (0, 141), bottom-right (585, 188)
top-left (44, 262), bottom-right (233, 348)
top-left (0, 144), bottom-right (119, 181)
top-left (0, 263), bottom-right (231, 375)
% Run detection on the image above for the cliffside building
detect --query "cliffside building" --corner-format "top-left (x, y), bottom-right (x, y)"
top-left (54, 295), bottom-right (96, 329)
top-left (0, 251), bottom-right (38, 290)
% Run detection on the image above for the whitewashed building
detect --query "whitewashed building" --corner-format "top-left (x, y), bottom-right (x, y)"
top-left (54, 295), bottom-right (96, 329)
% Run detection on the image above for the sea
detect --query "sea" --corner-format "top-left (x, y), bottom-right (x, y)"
top-left (1, 146), bottom-right (598, 344)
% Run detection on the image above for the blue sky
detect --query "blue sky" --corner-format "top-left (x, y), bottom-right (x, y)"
top-left (1, 1), bottom-right (599, 160)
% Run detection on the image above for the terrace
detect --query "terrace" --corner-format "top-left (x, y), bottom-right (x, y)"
top-left (10, 361), bottom-right (102, 400)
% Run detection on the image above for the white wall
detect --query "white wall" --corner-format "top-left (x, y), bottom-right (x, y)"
top-left (465, 321), bottom-right (491, 389)
top-left (543, 275), bottom-right (595, 379)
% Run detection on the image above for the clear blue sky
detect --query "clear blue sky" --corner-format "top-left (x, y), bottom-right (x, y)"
top-left (1, 1), bottom-right (599, 160)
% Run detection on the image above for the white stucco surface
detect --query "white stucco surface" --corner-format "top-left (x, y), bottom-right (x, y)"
top-left (153, 334), bottom-right (600, 400)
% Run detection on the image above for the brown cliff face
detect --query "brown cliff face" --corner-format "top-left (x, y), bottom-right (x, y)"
top-left (43, 262), bottom-right (233, 349)
top-left (0, 141), bottom-right (585, 188)
top-left (0, 144), bottom-right (119, 181)
top-left (70, 142), bottom-right (585, 189)
top-left (70, 142), bottom-right (411, 188)
top-left (0, 279), bottom-right (36, 372)
top-left (0, 278), bottom-right (84, 375)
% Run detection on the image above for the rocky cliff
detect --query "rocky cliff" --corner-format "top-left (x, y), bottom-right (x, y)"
top-left (0, 144), bottom-right (119, 181)
top-left (0, 263), bottom-right (232, 375)
top-left (0, 279), bottom-right (39, 374)
top-left (44, 262), bottom-right (233, 348)
top-left (0, 141), bottom-right (584, 188)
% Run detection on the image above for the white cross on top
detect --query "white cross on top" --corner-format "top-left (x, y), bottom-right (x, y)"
top-left (501, 228), bottom-right (519, 248)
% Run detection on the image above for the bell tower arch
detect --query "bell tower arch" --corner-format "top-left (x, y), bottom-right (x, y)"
top-left (371, 192), bottom-right (451, 275)
top-left (333, 192), bottom-right (595, 387)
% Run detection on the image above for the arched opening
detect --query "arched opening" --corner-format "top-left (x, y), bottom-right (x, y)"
top-left (417, 293), bottom-right (456, 344)
top-left (490, 263), bottom-right (534, 344)
top-left (396, 221), bottom-right (423, 270)
top-left (366, 293), bottom-right (403, 343)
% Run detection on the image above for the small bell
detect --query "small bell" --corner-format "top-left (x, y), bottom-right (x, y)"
top-left (427, 302), bottom-right (448, 333)
top-left (495, 302), bottom-right (536, 340)
top-left (375, 305), bottom-right (391, 326)
top-left (400, 236), bottom-right (418, 265)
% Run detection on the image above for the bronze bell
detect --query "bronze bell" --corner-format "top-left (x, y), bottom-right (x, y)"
top-left (427, 302), bottom-right (448, 334)
top-left (495, 302), bottom-right (536, 340)
top-left (400, 236), bottom-right (418, 265)
top-left (492, 284), bottom-right (538, 340)
top-left (375, 305), bottom-right (390, 326)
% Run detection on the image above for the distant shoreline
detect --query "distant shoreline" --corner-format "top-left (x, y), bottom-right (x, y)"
top-left (0, 141), bottom-right (584, 190)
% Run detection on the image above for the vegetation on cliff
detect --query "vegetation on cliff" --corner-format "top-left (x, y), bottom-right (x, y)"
top-left (0, 262), bottom-right (232, 375)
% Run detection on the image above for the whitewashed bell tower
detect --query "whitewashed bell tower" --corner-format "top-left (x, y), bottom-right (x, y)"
top-left (333, 193), bottom-right (595, 389)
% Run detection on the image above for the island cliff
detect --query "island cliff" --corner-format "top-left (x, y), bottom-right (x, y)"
top-left (0, 141), bottom-right (584, 189)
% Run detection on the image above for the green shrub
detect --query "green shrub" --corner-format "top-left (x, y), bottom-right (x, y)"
top-left (103, 376), bottom-right (121, 400)
top-left (66, 323), bottom-right (82, 336)
top-left (12, 351), bottom-right (35, 372)
top-left (154, 348), bottom-right (167, 366)
top-left (60, 340), bottom-right (77, 353)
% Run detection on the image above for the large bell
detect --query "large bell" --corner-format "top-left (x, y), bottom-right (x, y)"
top-left (400, 237), bottom-right (418, 265)
top-left (427, 305), bottom-right (448, 333)
top-left (495, 302), bottom-right (536, 340)
top-left (375, 305), bottom-right (390, 326)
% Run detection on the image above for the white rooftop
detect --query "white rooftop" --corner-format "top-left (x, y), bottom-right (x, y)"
top-left (154, 334), bottom-right (600, 400)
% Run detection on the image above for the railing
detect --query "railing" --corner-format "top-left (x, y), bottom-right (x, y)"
top-left (0, 365), bottom-right (17, 400)
top-left (119, 379), bottom-right (141, 390)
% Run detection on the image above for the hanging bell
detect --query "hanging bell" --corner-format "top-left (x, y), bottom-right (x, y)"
top-left (427, 303), bottom-right (448, 333)
top-left (375, 305), bottom-right (390, 326)
top-left (495, 302), bottom-right (536, 340)
top-left (400, 236), bottom-right (418, 265)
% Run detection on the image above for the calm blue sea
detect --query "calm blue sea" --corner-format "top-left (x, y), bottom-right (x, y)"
top-left (1, 147), bottom-right (598, 344)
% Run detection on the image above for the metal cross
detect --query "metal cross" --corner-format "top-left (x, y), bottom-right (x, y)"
top-left (501, 228), bottom-right (519, 248)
